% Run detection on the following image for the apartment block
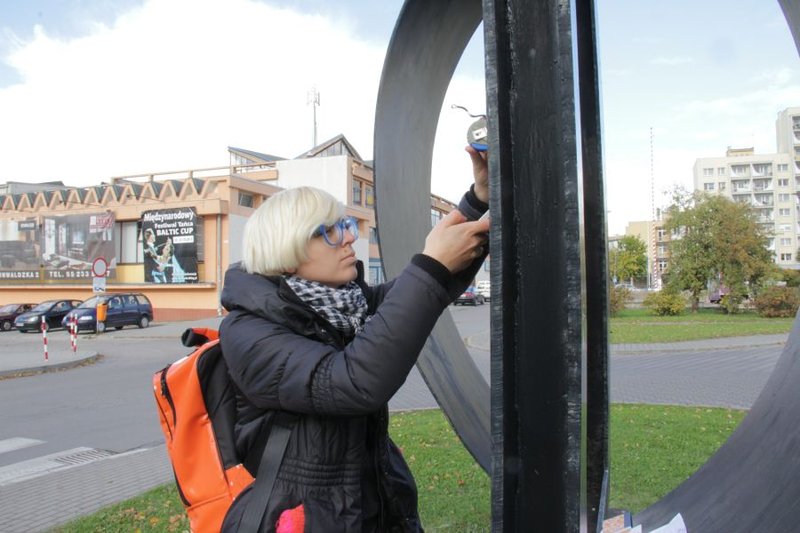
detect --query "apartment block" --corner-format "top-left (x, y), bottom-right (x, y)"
top-left (693, 106), bottom-right (800, 269)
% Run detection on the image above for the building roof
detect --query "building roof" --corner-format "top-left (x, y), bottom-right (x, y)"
top-left (296, 134), bottom-right (363, 161)
top-left (228, 147), bottom-right (286, 164)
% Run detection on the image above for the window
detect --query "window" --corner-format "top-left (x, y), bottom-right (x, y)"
top-left (718, 182), bottom-right (726, 191)
top-left (780, 238), bottom-right (792, 246)
top-left (238, 192), bottom-right (254, 208)
top-left (779, 208), bottom-right (791, 217)
top-left (781, 253), bottom-right (793, 261)
top-left (365, 185), bottom-right (374, 208)
top-left (703, 168), bottom-right (714, 176)
top-left (778, 178), bottom-right (789, 187)
top-left (781, 224), bottom-right (792, 232)
top-left (779, 194), bottom-right (791, 202)
top-left (703, 182), bottom-right (715, 191)
top-left (352, 180), bottom-right (362, 205)
top-left (369, 258), bottom-right (384, 285)
top-left (431, 208), bottom-right (442, 228)
top-left (778, 164), bottom-right (789, 172)
top-left (116, 221), bottom-right (143, 264)
top-left (369, 227), bottom-right (379, 245)
top-left (657, 228), bottom-right (666, 240)
top-left (718, 167), bottom-right (725, 176)
top-left (195, 217), bottom-right (205, 262)
top-left (657, 260), bottom-right (668, 271)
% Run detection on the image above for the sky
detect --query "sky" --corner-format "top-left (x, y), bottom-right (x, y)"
top-left (0, 0), bottom-right (797, 235)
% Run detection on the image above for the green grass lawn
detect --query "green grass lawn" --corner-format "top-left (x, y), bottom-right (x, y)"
top-left (53, 405), bottom-right (746, 532)
top-left (610, 308), bottom-right (794, 344)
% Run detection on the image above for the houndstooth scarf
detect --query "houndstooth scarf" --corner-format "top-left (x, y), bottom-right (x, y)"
top-left (284, 276), bottom-right (369, 336)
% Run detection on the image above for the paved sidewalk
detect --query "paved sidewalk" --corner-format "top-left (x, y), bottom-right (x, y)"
top-left (0, 320), bottom-right (790, 532)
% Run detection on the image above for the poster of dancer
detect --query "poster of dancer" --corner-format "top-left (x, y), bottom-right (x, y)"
top-left (141, 207), bottom-right (198, 284)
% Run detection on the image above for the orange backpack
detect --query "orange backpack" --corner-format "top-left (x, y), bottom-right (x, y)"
top-left (153, 327), bottom-right (294, 533)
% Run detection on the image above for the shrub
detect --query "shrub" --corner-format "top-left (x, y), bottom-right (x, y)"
top-left (781, 269), bottom-right (800, 288)
top-left (643, 290), bottom-right (686, 316)
top-left (609, 286), bottom-right (631, 316)
top-left (754, 286), bottom-right (800, 318)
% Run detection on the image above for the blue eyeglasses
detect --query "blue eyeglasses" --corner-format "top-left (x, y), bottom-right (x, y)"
top-left (314, 216), bottom-right (359, 247)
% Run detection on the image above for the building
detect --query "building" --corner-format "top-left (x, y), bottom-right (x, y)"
top-left (625, 212), bottom-right (671, 289)
top-left (693, 106), bottom-right (800, 268)
top-left (0, 135), bottom-right (456, 320)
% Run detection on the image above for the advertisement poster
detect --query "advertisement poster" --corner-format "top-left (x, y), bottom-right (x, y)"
top-left (141, 207), bottom-right (198, 284)
top-left (0, 218), bottom-right (41, 279)
top-left (41, 213), bottom-right (115, 280)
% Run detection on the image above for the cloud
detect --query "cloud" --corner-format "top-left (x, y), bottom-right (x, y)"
top-left (650, 56), bottom-right (694, 66)
top-left (0, 0), bottom-right (388, 186)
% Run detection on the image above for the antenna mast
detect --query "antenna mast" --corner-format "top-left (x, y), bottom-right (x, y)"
top-left (650, 127), bottom-right (660, 290)
top-left (307, 87), bottom-right (320, 147)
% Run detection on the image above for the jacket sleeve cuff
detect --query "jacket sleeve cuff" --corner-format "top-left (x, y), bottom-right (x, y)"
top-left (458, 184), bottom-right (489, 221)
top-left (411, 253), bottom-right (453, 290)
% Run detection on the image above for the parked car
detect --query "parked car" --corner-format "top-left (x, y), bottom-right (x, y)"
top-left (63, 293), bottom-right (153, 333)
top-left (455, 286), bottom-right (486, 306)
top-left (14, 299), bottom-right (83, 332)
top-left (0, 303), bottom-right (36, 331)
top-left (476, 280), bottom-right (491, 301)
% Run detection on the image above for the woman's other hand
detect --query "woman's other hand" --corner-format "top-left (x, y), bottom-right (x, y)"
top-left (466, 145), bottom-right (489, 204)
top-left (423, 210), bottom-right (490, 273)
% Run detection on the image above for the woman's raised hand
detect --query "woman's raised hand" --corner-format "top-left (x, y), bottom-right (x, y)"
top-left (423, 209), bottom-right (490, 273)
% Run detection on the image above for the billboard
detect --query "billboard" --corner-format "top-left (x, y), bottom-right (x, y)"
top-left (0, 218), bottom-right (41, 279)
top-left (41, 213), bottom-right (116, 280)
top-left (141, 207), bottom-right (198, 283)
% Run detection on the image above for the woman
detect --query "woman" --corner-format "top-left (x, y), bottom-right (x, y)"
top-left (220, 149), bottom-right (490, 532)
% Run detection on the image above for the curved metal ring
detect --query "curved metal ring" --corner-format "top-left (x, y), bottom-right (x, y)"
top-left (373, 0), bottom-right (489, 471)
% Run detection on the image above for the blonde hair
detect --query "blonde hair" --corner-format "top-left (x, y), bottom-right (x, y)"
top-left (242, 186), bottom-right (343, 275)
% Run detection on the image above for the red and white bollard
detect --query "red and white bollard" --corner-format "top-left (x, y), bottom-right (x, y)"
top-left (41, 315), bottom-right (48, 361)
top-left (70, 315), bottom-right (78, 354)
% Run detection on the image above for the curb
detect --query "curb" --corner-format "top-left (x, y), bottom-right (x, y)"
top-left (0, 353), bottom-right (101, 380)
top-left (464, 337), bottom-right (787, 354)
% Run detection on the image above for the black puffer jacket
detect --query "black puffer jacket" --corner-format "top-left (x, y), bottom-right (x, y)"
top-left (220, 190), bottom-right (487, 532)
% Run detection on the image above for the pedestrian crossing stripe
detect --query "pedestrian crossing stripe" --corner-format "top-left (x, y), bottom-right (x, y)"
top-left (0, 438), bottom-right (44, 455)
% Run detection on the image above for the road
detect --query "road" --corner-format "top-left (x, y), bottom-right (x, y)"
top-left (0, 304), bottom-right (786, 531)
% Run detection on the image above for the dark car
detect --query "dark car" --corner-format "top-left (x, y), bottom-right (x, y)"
top-left (0, 303), bottom-right (36, 331)
top-left (63, 293), bottom-right (153, 333)
top-left (454, 286), bottom-right (486, 306)
top-left (14, 299), bottom-right (83, 332)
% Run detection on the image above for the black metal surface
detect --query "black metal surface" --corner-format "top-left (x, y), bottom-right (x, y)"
top-left (779, 0), bottom-right (800, 54)
top-left (373, 0), bottom-right (490, 472)
top-left (574, 0), bottom-right (610, 529)
top-left (483, 0), bottom-right (586, 530)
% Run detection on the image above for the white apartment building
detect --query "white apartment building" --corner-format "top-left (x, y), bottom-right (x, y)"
top-left (693, 106), bottom-right (800, 269)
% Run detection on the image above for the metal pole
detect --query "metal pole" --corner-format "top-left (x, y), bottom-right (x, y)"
top-left (484, 0), bottom-right (589, 529)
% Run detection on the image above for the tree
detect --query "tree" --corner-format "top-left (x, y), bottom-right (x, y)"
top-left (664, 189), bottom-right (773, 312)
top-left (609, 235), bottom-right (648, 284)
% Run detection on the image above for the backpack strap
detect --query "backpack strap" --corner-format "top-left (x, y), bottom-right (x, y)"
top-left (238, 411), bottom-right (297, 532)
top-left (181, 327), bottom-right (219, 347)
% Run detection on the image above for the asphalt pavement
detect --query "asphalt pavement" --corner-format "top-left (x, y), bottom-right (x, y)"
top-left (0, 316), bottom-right (790, 532)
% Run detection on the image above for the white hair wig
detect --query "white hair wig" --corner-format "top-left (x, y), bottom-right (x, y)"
top-left (241, 186), bottom-right (344, 276)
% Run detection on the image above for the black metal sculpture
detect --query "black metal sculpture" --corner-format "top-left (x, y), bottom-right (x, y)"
top-left (374, 0), bottom-right (800, 531)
